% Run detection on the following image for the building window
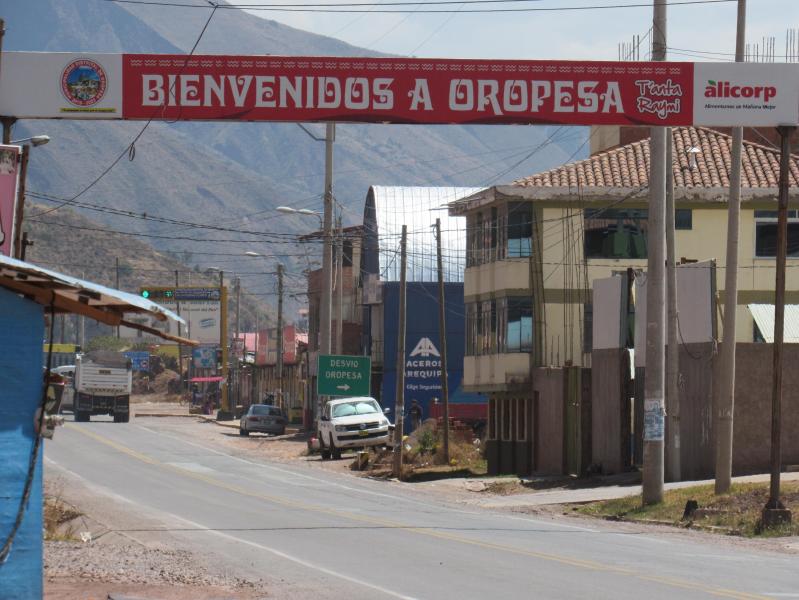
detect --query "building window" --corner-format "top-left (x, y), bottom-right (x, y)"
top-left (584, 209), bottom-right (648, 259)
top-left (675, 209), bottom-right (692, 230)
top-left (466, 303), bottom-right (476, 355)
top-left (507, 202), bottom-right (533, 258)
top-left (477, 300), bottom-right (496, 355)
top-left (505, 297), bottom-right (533, 353)
top-left (467, 297), bottom-right (533, 354)
top-left (583, 302), bottom-right (593, 354)
top-left (342, 240), bottom-right (354, 267)
top-left (754, 210), bottom-right (799, 258)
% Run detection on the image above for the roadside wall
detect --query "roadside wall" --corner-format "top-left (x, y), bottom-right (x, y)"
top-left (591, 349), bottom-right (629, 475)
top-left (732, 343), bottom-right (799, 473)
top-left (532, 367), bottom-right (566, 475)
top-left (678, 343), bottom-right (716, 480)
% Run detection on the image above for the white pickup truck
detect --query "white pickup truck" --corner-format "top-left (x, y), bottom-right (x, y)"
top-left (318, 397), bottom-right (391, 460)
top-left (74, 352), bottom-right (132, 423)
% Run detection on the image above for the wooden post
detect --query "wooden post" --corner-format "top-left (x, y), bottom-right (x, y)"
top-left (763, 125), bottom-right (796, 527)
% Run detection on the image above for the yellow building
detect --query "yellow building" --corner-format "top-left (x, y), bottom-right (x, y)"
top-left (450, 126), bottom-right (799, 394)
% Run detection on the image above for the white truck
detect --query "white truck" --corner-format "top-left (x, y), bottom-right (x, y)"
top-left (74, 351), bottom-right (132, 423)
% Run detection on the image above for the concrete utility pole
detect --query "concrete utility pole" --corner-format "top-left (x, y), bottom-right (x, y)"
top-left (175, 270), bottom-right (183, 384)
top-left (0, 19), bottom-right (15, 145)
top-left (219, 270), bottom-right (230, 420)
top-left (762, 126), bottom-right (796, 527)
top-left (336, 216), bottom-right (344, 355)
top-left (393, 225), bottom-right (408, 480)
top-left (79, 271), bottom-right (85, 350)
top-left (235, 277), bottom-right (241, 408)
top-left (643, 0), bottom-right (667, 505)
top-left (277, 263), bottom-right (284, 409)
top-left (665, 139), bottom-right (681, 482)
top-left (317, 122), bottom-right (335, 428)
top-left (435, 219), bottom-right (450, 464)
top-left (715, 0), bottom-right (747, 495)
top-left (115, 257), bottom-right (121, 338)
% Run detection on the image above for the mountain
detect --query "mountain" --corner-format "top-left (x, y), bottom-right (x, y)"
top-left (3, 0), bottom-right (587, 301)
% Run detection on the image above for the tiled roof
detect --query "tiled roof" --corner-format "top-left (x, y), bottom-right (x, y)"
top-left (512, 127), bottom-right (799, 189)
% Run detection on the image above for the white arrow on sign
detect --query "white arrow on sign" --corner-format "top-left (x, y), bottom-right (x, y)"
top-left (336, 384), bottom-right (351, 391)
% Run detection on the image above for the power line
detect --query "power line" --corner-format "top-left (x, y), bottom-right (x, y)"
top-left (103, 0), bottom-right (739, 12)
top-left (33, 3), bottom-right (219, 219)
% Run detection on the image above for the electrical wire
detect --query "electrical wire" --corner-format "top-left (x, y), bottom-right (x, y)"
top-left (32, 3), bottom-right (219, 219)
top-left (103, 0), bottom-right (740, 13)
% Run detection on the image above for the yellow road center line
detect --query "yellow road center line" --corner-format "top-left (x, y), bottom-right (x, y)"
top-left (63, 424), bottom-right (772, 600)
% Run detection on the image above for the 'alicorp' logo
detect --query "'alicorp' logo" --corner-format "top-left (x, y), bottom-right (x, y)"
top-left (704, 80), bottom-right (777, 103)
top-left (61, 59), bottom-right (107, 107)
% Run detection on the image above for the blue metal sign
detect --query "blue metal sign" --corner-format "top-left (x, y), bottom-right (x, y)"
top-left (123, 351), bottom-right (150, 372)
top-left (382, 282), bottom-right (485, 420)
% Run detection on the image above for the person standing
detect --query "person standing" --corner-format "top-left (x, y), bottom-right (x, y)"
top-left (408, 399), bottom-right (423, 432)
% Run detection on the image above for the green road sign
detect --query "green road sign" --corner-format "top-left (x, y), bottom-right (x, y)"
top-left (317, 354), bottom-right (371, 397)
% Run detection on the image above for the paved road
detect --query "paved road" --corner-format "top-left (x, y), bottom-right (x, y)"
top-left (46, 418), bottom-right (798, 600)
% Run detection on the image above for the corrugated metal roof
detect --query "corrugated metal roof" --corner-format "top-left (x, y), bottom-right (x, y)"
top-left (0, 254), bottom-right (194, 344)
top-left (371, 186), bottom-right (484, 282)
top-left (748, 304), bottom-right (799, 343)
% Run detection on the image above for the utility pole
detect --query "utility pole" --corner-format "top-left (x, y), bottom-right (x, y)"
top-left (762, 126), bottom-right (796, 527)
top-left (277, 263), bottom-right (284, 410)
top-left (175, 270), bottom-right (183, 387)
top-left (0, 19), bottom-right (15, 145)
top-left (115, 257), bottom-right (121, 338)
top-left (336, 216), bottom-right (344, 355)
top-left (219, 270), bottom-right (230, 420)
top-left (392, 225), bottom-right (408, 480)
top-left (665, 138), bottom-right (681, 482)
top-left (235, 276), bottom-right (241, 409)
top-left (79, 271), bottom-right (85, 350)
top-left (435, 219), bottom-right (450, 464)
top-left (715, 0), bottom-right (747, 495)
top-left (317, 122), bottom-right (335, 428)
top-left (643, 0), bottom-right (667, 505)
top-left (12, 145), bottom-right (29, 259)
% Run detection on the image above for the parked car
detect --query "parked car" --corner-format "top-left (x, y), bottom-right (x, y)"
top-left (239, 404), bottom-right (286, 437)
top-left (318, 397), bottom-right (391, 460)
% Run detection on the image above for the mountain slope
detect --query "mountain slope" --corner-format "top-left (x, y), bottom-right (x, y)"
top-left (4, 0), bottom-right (586, 291)
top-left (24, 203), bottom-right (276, 338)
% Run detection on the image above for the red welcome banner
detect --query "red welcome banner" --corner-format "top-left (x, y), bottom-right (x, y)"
top-left (1, 53), bottom-right (796, 126)
top-left (122, 55), bottom-right (694, 126)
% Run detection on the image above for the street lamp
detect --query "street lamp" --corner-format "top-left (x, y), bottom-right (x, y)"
top-left (276, 206), bottom-right (323, 228)
top-left (8, 134), bottom-right (50, 259)
top-left (11, 135), bottom-right (50, 147)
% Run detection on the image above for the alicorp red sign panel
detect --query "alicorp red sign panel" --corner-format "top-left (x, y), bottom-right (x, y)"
top-left (121, 55), bottom-right (694, 126)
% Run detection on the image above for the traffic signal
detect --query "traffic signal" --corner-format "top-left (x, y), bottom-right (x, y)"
top-left (141, 289), bottom-right (151, 299)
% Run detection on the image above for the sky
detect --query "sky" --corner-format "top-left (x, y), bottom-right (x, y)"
top-left (230, 0), bottom-right (799, 61)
